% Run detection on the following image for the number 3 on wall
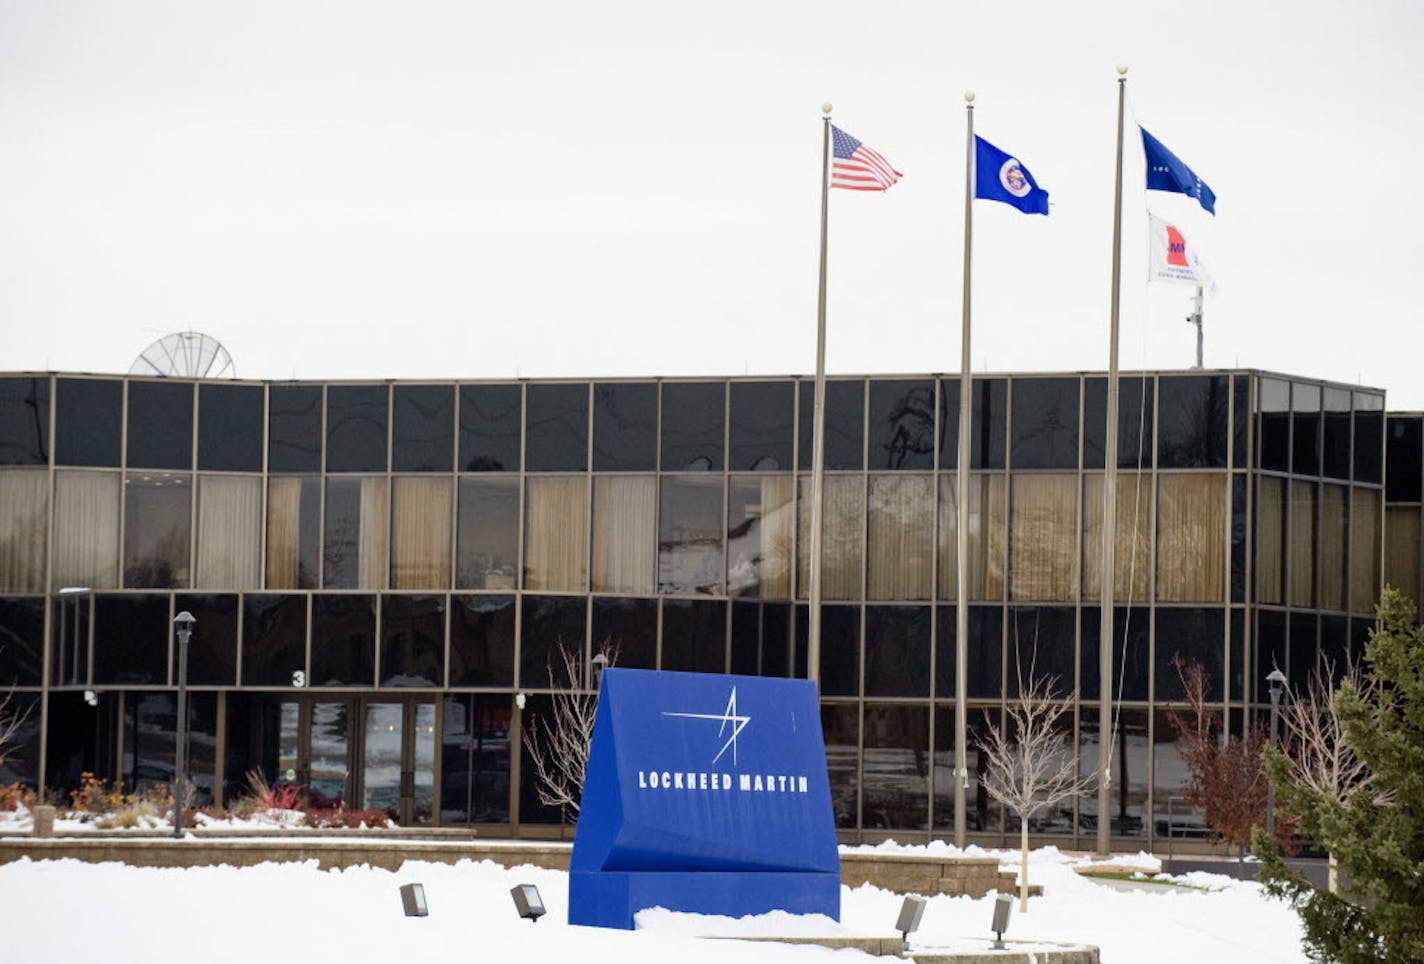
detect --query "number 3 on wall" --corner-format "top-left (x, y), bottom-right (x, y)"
top-left (291, 670), bottom-right (306, 688)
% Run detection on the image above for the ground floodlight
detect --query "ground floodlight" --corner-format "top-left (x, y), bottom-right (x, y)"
top-left (991, 893), bottom-right (1013, 949)
top-left (399, 883), bottom-right (428, 917)
top-left (511, 884), bottom-right (545, 923)
top-left (896, 895), bottom-right (927, 951)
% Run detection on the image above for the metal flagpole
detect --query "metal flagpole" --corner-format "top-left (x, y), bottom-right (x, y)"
top-left (1098, 64), bottom-right (1128, 857)
top-left (954, 90), bottom-right (975, 848)
top-left (1188, 285), bottom-right (1204, 368)
top-left (808, 103), bottom-right (833, 688)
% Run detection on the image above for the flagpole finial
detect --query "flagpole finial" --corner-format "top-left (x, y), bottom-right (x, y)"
top-left (1116, 63), bottom-right (1129, 77)
top-left (963, 90), bottom-right (975, 104)
top-left (821, 102), bottom-right (833, 116)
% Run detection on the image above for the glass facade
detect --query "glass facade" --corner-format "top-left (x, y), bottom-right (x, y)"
top-left (2, 369), bottom-right (1410, 849)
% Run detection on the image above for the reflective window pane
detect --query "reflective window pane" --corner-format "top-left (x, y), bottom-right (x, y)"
top-left (865, 605), bottom-right (930, 697)
top-left (1350, 488), bottom-right (1380, 614)
top-left (970, 378), bottom-right (1006, 470)
top-left (0, 470), bottom-right (48, 592)
top-left (381, 594), bottom-right (445, 686)
top-left (1257, 377), bottom-right (1291, 473)
top-left (1157, 375), bottom-right (1228, 469)
top-left (311, 702), bottom-right (351, 807)
top-left (0, 377), bottom-right (50, 465)
top-left (967, 605), bottom-right (1002, 699)
top-left (56, 378), bottom-right (122, 467)
top-left (390, 476), bottom-right (453, 590)
top-left (459, 384), bottom-right (522, 472)
top-left (323, 477), bottom-right (388, 589)
top-left (173, 593), bottom-right (238, 686)
top-left (591, 597), bottom-right (657, 670)
top-left (456, 477), bottom-right (519, 590)
top-left (94, 593), bottom-right (169, 685)
top-left (519, 594), bottom-right (586, 688)
top-left (1292, 383), bottom-right (1322, 476)
top-left (729, 600), bottom-right (790, 677)
top-left (727, 475), bottom-right (793, 599)
top-left (861, 704), bottom-right (929, 831)
top-left (53, 470), bottom-right (119, 589)
top-left (799, 380), bottom-right (865, 471)
top-left (198, 383), bottom-right (262, 472)
top-left (1154, 608), bottom-right (1224, 702)
top-left (525, 383), bottom-right (587, 472)
top-left (729, 381), bottom-right (793, 471)
top-left (1085, 377), bottom-right (1153, 470)
top-left (1322, 388), bottom-right (1351, 481)
top-left (194, 475), bottom-right (261, 589)
top-left (449, 594), bottom-right (515, 687)
top-left (868, 379), bottom-right (935, 470)
top-left (326, 385), bottom-right (389, 473)
top-left (661, 382), bottom-right (725, 471)
top-left (1255, 475), bottom-right (1286, 605)
top-left (867, 475), bottom-right (934, 600)
top-left (660, 598), bottom-right (726, 674)
top-left (1386, 415), bottom-right (1421, 502)
top-left (392, 384), bottom-right (455, 472)
top-left (265, 476), bottom-right (320, 590)
top-left (1010, 377), bottom-right (1079, 470)
top-left (242, 594), bottom-right (307, 686)
top-left (1319, 484), bottom-right (1348, 611)
top-left (1232, 375), bottom-right (1250, 469)
top-left (1353, 404), bottom-right (1384, 484)
top-left (268, 384), bottom-right (322, 473)
top-left (820, 703), bottom-right (859, 829)
top-left (1082, 473), bottom-right (1152, 603)
top-left (592, 382), bottom-right (656, 471)
top-left (659, 476), bottom-right (724, 595)
top-left (1008, 606), bottom-right (1074, 700)
top-left (1290, 479), bottom-right (1316, 608)
top-left (1010, 474), bottom-right (1077, 602)
top-left (816, 604), bottom-right (860, 697)
top-left (938, 377), bottom-right (960, 470)
top-left (311, 594), bottom-right (375, 686)
top-left (1156, 473), bottom-right (1227, 603)
top-left (123, 472), bottom-right (191, 588)
top-left (441, 694), bottom-right (511, 824)
top-left (0, 597), bottom-right (44, 686)
top-left (592, 476), bottom-right (656, 593)
top-left (797, 474), bottom-right (864, 601)
top-left (524, 476), bottom-right (588, 591)
top-left (126, 380), bottom-right (194, 470)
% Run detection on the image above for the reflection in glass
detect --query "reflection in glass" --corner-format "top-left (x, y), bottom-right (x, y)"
top-left (1152, 708), bottom-right (1204, 841)
top-left (1084, 376), bottom-right (1153, 470)
top-left (1353, 406), bottom-right (1384, 484)
top-left (392, 384), bottom-right (455, 472)
top-left (868, 379), bottom-right (935, 470)
top-left (311, 594), bottom-right (375, 686)
top-left (727, 476), bottom-right (793, 599)
top-left (1010, 474), bottom-right (1076, 602)
top-left (937, 475), bottom-right (1007, 601)
top-left (861, 705), bottom-right (929, 831)
top-left (1114, 709), bottom-right (1148, 837)
top-left (242, 595), bottom-right (307, 687)
top-left (592, 382), bottom-right (656, 471)
top-left (1322, 388), bottom-right (1351, 480)
top-left (520, 595), bottom-right (586, 689)
top-left (456, 477), bottom-right (519, 590)
top-left (799, 380), bottom-right (865, 471)
top-left (967, 606), bottom-right (1003, 699)
top-left (1156, 375), bottom-right (1228, 468)
top-left (1082, 473), bottom-right (1151, 603)
top-left (381, 594), bottom-right (445, 687)
top-left (970, 379), bottom-right (1007, 470)
top-left (390, 476), bottom-right (452, 590)
top-left (968, 707), bottom-right (1003, 834)
top-left (94, 594), bottom-right (169, 685)
top-left (363, 702), bottom-right (403, 818)
top-left (1154, 608), bottom-right (1224, 702)
top-left (195, 475), bottom-right (261, 589)
top-left (1385, 416), bottom-right (1421, 502)
top-left (821, 703), bottom-right (859, 829)
top-left (660, 598), bottom-right (726, 674)
top-left (56, 378), bottom-right (122, 467)
top-left (173, 593), bottom-right (238, 686)
top-left (123, 472), bottom-right (191, 589)
top-left (0, 470), bottom-right (47, 591)
top-left (441, 695), bottom-right (511, 824)
top-left (817, 604), bottom-right (860, 697)
top-left (593, 476), bottom-right (656, 593)
top-left (268, 384), bottom-right (323, 473)
top-left (413, 702), bottom-right (436, 824)
top-left (729, 381), bottom-right (793, 471)
top-left (1350, 488), bottom-right (1380, 614)
top-left (326, 385), bottom-right (389, 473)
top-left (659, 476), bottom-right (724, 595)
top-left (449, 594), bottom-right (515, 687)
top-left (126, 380), bottom-right (194, 470)
top-left (797, 475), bottom-right (864, 601)
top-left (323, 477), bottom-right (389, 590)
top-left (1257, 377), bottom-right (1290, 473)
top-left (198, 383), bottom-right (263, 472)
top-left (459, 384), bottom-right (522, 472)
top-left (266, 477), bottom-right (320, 589)
top-left (865, 606), bottom-right (930, 697)
top-left (1008, 606), bottom-right (1074, 700)
top-left (0, 598), bottom-right (44, 686)
top-left (125, 693), bottom-right (176, 793)
top-left (524, 476), bottom-right (588, 591)
top-left (729, 601), bottom-right (790, 677)
top-left (867, 475), bottom-right (933, 600)
top-left (0, 377), bottom-right (49, 465)
top-left (1156, 473), bottom-right (1226, 602)
top-left (1292, 383), bottom-right (1322, 476)
top-left (1010, 377), bottom-right (1079, 470)
top-left (661, 382), bottom-right (725, 471)
top-left (525, 383), bottom-right (588, 472)
top-left (310, 702), bottom-right (350, 807)
top-left (591, 597), bottom-right (657, 670)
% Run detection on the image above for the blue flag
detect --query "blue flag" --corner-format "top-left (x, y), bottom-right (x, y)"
top-left (974, 135), bottom-right (1049, 215)
top-left (1141, 127), bottom-right (1216, 214)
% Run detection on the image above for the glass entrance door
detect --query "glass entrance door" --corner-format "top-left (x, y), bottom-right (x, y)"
top-left (361, 700), bottom-right (435, 826)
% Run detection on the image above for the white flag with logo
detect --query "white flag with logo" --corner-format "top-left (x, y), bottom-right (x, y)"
top-left (1148, 213), bottom-right (1215, 292)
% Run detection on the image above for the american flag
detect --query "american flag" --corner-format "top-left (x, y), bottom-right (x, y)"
top-left (831, 125), bottom-right (902, 191)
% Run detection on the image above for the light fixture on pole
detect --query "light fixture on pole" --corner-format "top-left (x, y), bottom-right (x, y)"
top-left (399, 882), bottom-right (429, 917)
top-left (590, 652), bottom-right (609, 691)
top-left (171, 611), bottom-right (195, 840)
top-left (1265, 668), bottom-right (1287, 840)
top-left (990, 893), bottom-right (1013, 950)
top-left (895, 895), bottom-right (927, 953)
top-left (510, 884), bottom-right (545, 923)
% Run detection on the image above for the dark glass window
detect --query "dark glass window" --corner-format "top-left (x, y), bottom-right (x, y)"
top-left (1257, 377), bottom-right (1291, 473)
top-left (934, 606), bottom-right (956, 699)
top-left (242, 594), bottom-right (308, 687)
top-left (592, 382), bottom-right (656, 471)
top-left (1292, 383), bottom-right (1321, 477)
top-left (1255, 609), bottom-right (1287, 702)
top-left (520, 595), bottom-right (586, 688)
top-left (937, 378), bottom-right (960, 470)
top-left (1353, 404), bottom-right (1384, 485)
top-left (729, 600), bottom-right (791, 677)
top-left (1010, 378), bottom-right (1079, 470)
top-left (1232, 375), bottom-right (1250, 468)
top-left (1079, 607), bottom-right (1150, 701)
top-left (56, 378), bottom-right (122, 467)
top-left (1231, 474), bottom-right (1247, 603)
top-left (525, 383), bottom-right (587, 472)
top-left (172, 594), bottom-right (238, 686)
top-left (326, 385), bottom-right (388, 473)
top-left (197, 384), bottom-right (262, 472)
top-left (865, 605), bottom-right (930, 697)
top-left (311, 594), bottom-right (375, 686)
top-left (392, 385), bottom-right (455, 472)
top-left (861, 704), bottom-right (929, 830)
top-left (1157, 375), bottom-right (1228, 468)
top-left (1231, 609), bottom-right (1246, 702)
top-left (729, 381), bottom-right (793, 471)
top-left (1385, 416), bottom-right (1421, 502)
top-left (799, 380), bottom-right (865, 470)
top-left (126, 380), bottom-right (194, 470)
top-left (459, 384), bottom-right (521, 472)
top-left (1008, 606), bottom-right (1074, 699)
top-left (1320, 615), bottom-right (1350, 684)
top-left (268, 384), bottom-right (322, 473)
top-left (1321, 388), bottom-right (1351, 481)
top-left (456, 477), bottom-right (519, 590)
top-left (1154, 608), bottom-right (1224, 702)
top-left (440, 694), bottom-right (511, 824)
top-left (1289, 612), bottom-right (1318, 692)
top-left (517, 693), bottom-right (565, 824)
top-left (812, 604), bottom-right (860, 697)
top-left (820, 702), bottom-right (859, 829)
top-left (0, 377), bottom-right (49, 465)
top-left (868, 380), bottom-right (935, 470)
top-left (659, 476), bottom-right (724, 594)
top-left (0, 693), bottom-right (39, 785)
top-left (591, 597), bottom-right (657, 670)
top-left (967, 605), bottom-right (1003, 699)
top-left (1084, 376), bottom-right (1153, 470)
top-left (449, 594), bottom-right (515, 687)
top-left (970, 378), bottom-right (1007, 470)
top-left (123, 472), bottom-right (191, 589)
top-left (661, 382), bottom-right (725, 471)
top-left (660, 598), bottom-right (727, 674)
top-left (93, 593), bottom-right (169, 685)
top-left (381, 594), bottom-right (445, 686)
top-left (0, 597), bottom-right (45, 685)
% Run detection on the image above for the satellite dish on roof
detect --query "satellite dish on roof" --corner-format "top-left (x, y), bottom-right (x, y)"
top-left (129, 331), bottom-right (236, 379)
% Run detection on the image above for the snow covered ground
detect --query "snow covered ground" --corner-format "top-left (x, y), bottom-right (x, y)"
top-left (0, 843), bottom-right (1306, 963)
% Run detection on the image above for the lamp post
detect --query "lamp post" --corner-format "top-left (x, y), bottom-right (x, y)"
top-left (172, 611), bottom-right (195, 839)
top-left (1265, 668), bottom-right (1287, 840)
top-left (590, 652), bottom-right (609, 691)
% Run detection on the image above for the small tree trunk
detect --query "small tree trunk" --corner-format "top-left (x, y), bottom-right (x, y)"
top-left (1019, 822), bottom-right (1030, 913)
top-left (1328, 851), bottom-right (1338, 894)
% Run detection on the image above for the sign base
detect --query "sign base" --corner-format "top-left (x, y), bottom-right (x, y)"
top-left (569, 870), bottom-right (841, 930)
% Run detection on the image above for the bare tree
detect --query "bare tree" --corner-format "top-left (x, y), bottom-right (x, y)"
top-left (521, 640), bottom-right (616, 821)
top-left (0, 685), bottom-right (32, 774)
top-left (980, 664), bottom-right (1092, 912)
top-left (1278, 658), bottom-right (1376, 893)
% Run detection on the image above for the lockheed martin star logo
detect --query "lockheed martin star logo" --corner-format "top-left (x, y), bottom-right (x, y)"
top-left (662, 687), bottom-right (751, 765)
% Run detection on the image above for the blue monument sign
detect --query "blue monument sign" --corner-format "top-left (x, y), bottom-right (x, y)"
top-left (568, 668), bottom-right (840, 929)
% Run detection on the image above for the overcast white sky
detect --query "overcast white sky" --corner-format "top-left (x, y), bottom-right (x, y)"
top-left (2, 1), bottom-right (1421, 406)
